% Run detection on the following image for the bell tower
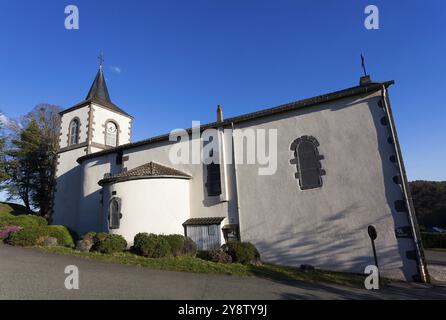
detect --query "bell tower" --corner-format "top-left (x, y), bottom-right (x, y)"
top-left (52, 61), bottom-right (132, 231)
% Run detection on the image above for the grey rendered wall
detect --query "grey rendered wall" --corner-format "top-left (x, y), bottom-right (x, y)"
top-left (233, 91), bottom-right (419, 281)
top-left (52, 149), bottom-right (84, 230)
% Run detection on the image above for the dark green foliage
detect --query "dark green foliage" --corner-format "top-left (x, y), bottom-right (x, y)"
top-left (165, 234), bottom-right (186, 256)
top-left (5, 227), bottom-right (48, 246)
top-left (410, 181), bottom-right (446, 228)
top-left (92, 234), bottom-right (127, 254)
top-left (93, 232), bottom-right (108, 244)
top-left (184, 237), bottom-right (197, 256)
top-left (1, 104), bottom-right (61, 219)
top-left (196, 250), bottom-right (209, 260)
top-left (421, 232), bottom-right (446, 249)
top-left (133, 233), bottom-right (171, 258)
top-left (222, 241), bottom-right (261, 265)
top-left (46, 225), bottom-right (75, 248)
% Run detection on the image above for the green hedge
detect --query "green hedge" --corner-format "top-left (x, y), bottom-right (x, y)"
top-left (133, 233), bottom-right (171, 258)
top-left (133, 233), bottom-right (198, 258)
top-left (421, 232), bottom-right (446, 249)
top-left (0, 213), bottom-right (47, 230)
top-left (165, 234), bottom-right (186, 257)
top-left (222, 241), bottom-right (261, 265)
top-left (5, 228), bottom-right (48, 247)
top-left (46, 225), bottom-right (75, 248)
top-left (0, 208), bottom-right (77, 248)
top-left (92, 234), bottom-right (127, 254)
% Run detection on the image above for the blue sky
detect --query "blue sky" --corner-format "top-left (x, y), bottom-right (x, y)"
top-left (0, 0), bottom-right (444, 181)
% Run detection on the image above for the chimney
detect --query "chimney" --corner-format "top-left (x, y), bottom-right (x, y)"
top-left (360, 75), bottom-right (372, 86)
top-left (217, 105), bottom-right (223, 123)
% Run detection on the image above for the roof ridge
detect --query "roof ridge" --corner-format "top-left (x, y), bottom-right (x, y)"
top-left (98, 161), bottom-right (192, 186)
top-left (78, 80), bottom-right (394, 164)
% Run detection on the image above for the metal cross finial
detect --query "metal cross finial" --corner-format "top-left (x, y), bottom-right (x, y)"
top-left (361, 53), bottom-right (368, 76)
top-left (98, 52), bottom-right (104, 68)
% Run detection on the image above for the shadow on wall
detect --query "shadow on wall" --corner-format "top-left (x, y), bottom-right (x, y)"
top-left (246, 206), bottom-right (399, 275)
top-left (368, 95), bottom-right (421, 282)
top-left (54, 157), bottom-right (110, 236)
top-left (240, 96), bottom-right (419, 282)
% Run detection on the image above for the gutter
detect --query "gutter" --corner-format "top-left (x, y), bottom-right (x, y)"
top-left (76, 81), bottom-right (394, 164)
top-left (381, 85), bottom-right (430, 283)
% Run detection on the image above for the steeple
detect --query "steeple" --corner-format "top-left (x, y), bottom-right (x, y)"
top-left (86, 66), bottom-right (112, 103)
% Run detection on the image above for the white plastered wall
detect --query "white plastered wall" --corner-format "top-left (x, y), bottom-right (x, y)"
top-left (102, 178), bottom-right (190, 245)
top-left (58, 106), bottom-right (89, 149)
top-left (232, 91), bottom-right (419, 281)
top-left (90, 104), bottom-right (132, 146)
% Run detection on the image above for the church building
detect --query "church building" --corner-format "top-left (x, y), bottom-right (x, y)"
top-left (52, 65), bottom-right (429, 282)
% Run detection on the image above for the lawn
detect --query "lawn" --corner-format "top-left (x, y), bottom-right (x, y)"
top-left (0, 202), bottom-right (31, 217)
top-left (0, 201), bottom-right (381, 288)
top-left (37, 246), bottom-right (370, 287)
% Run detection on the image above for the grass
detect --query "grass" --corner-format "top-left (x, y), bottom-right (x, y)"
top-left (37, 246), bottom-right (369, 287)
top-left (0, 202), bottom-right (31, 217)
top-left (0, 201), bottom-right (383, 287)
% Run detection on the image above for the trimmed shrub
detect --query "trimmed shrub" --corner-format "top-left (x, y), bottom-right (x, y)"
top-left (46, 225), bottom-right (75, 248)
top-left (93, 232), bottom-right (108, 245)
top-left (82, 231), bottom-right (97, 242)
top-left (133, 233), bottom-right (171, 258)
top-left (76, 239), bottom-right (93, 252)
top-left (93, 234), bottom-right (127, 254)
top-left (5, 227), bottom-right (48, 247)
top-left (222, 241), bottom-right (261, 265)
top-left (0, 226), bottom-right (22, 240)
top-left (165, 234), bottom-right (186, 256)
top-left (207, 249), bottom-right (233, 263)
top-left (184, 237), bottom-right (197, 256)
top-left (421, 232), bottom-right (446, 249)
top-left (0, 214), bottom-right (47, 230)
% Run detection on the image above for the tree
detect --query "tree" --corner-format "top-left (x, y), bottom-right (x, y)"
top-left (410, 181), bottom-right (446, 229)
top-left (0, 115), bottom-right (10, 182)
top-left (1, 104), bottom-right (61, 219)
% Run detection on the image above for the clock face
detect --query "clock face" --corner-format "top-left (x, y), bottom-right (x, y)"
top-left (107, 122), bottom-right (117, 133)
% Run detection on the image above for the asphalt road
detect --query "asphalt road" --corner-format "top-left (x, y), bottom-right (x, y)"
top-left (1, 244), bottom-right (446, 300)
top-left (425, 250), bottom-right (446, 266)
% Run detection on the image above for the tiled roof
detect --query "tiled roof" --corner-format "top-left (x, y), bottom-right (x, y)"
top-left (78, 79), bottom-right (394, 164)
top-left (98, 161), bottom-right (191, 185)
top-left (183, 217), bottom-right (225, 226)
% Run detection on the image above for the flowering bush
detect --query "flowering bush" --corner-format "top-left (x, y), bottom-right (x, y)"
top-left (0, 226), bottom-right (23, 240)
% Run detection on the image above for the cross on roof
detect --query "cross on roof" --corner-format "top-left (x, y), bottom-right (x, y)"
top-left (361, 54), bottom-right (368, 76)
top-left (98, 52), bottom-right (104, 67)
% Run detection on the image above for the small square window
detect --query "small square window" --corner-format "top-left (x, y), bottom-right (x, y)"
top-left (208, 225), bottom-right (215, 236)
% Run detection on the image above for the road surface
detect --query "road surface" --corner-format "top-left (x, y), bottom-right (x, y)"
top-left (1, 244), bottom-right (445, 300)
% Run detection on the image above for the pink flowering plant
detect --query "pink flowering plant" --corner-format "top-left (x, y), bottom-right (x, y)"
top-left (0, 226), bottom-right (23, 240)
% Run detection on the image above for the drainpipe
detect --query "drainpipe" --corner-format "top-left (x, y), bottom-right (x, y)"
top-left (381, 85), bottom-right (430, 283)
top-left (231, 122), bottom-right (243, 241)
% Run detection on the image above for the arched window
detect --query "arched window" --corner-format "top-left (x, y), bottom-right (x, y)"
top-left (68, 119), bottom-right (80, 145)
top-left (105, 121), bottom-right (118, 147)
top-left (109, 197), bottom-right (121, 229)
top-left (290, 136), bottom-right (325, 190)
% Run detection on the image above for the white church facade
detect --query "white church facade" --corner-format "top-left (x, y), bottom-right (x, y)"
top-left (52, 66), bottom-right (429, 282)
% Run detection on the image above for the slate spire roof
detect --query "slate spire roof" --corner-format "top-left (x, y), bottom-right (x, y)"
top-left (86, 66), bottom-right (111, 102)
top-left (98, 161), bottom-right (192, 185)
top-left (59, 66), bottom-right (132, 118)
